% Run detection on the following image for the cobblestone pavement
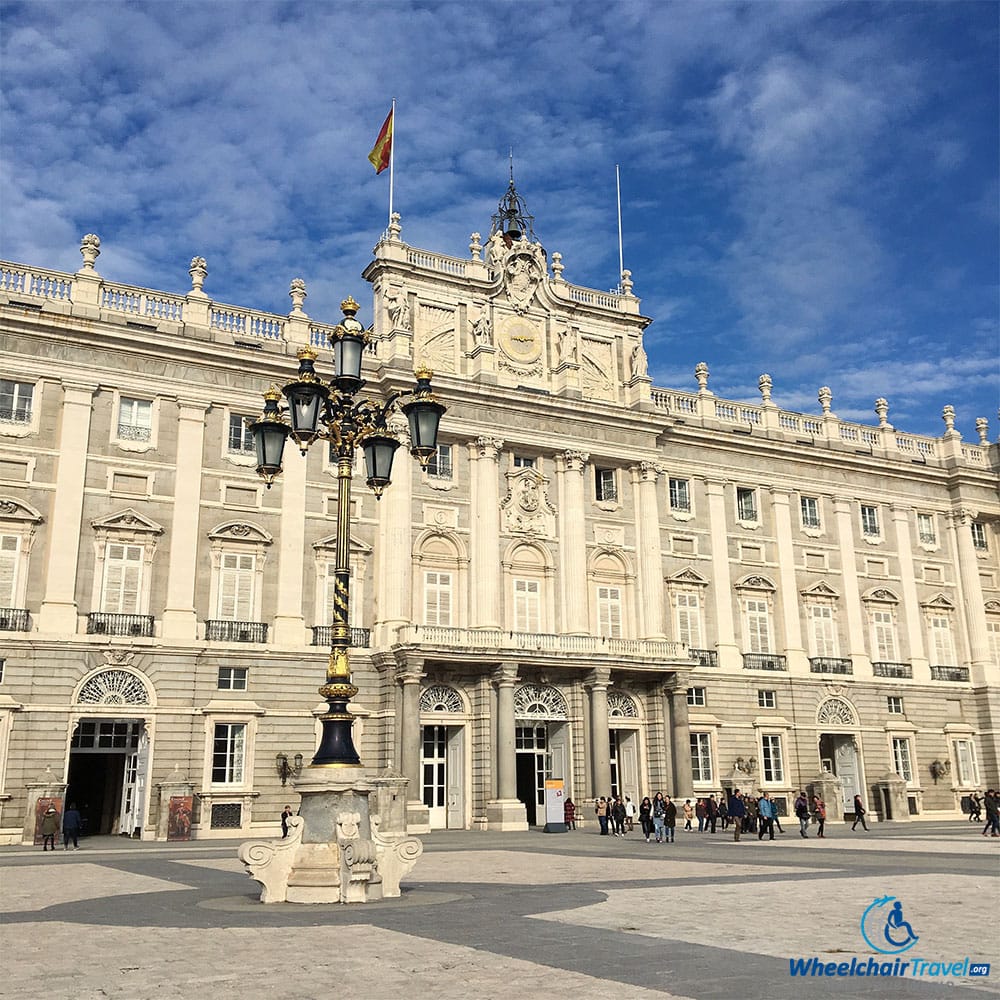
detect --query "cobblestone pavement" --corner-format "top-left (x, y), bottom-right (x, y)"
top-left (1, 821), bottom-right (997, 1000)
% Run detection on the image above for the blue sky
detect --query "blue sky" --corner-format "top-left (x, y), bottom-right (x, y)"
top-left (1, 0), bottom-right (997, 438)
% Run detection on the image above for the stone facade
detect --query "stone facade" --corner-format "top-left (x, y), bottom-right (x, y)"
top-left (0, 210), bottom-right (997, 843)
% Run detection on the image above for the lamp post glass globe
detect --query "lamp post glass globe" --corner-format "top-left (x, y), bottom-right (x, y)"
top-left (250, 390), bottom-right (289, 486)
top-left (362, 433), bottom-right (400, 497)
top-left (402, 370), bottom-right (445, 465)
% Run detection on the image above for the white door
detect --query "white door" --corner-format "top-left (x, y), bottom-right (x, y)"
top-left (835, 737), bottom-right (861, 804)
top-left (548, 723), bottom-right (568, 784)
top-left (422, 725), bottom-right (447, 829)
top-left (119, 752), bottom-right (138, 835)
top-left (619, 730), bottom-right (639, 802)
top-left (446, 727), bottom-right (464, 829)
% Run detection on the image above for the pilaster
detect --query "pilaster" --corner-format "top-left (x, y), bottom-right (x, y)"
top-left (486, 662), bottom-right (528, 830)
top-left (769, 488), bottom-right (807, 673)
top-left (833, 496), bottom-right (871, 674)
top-left (948, 508), bottom-right (992, 684)
top-left (373, 415), bottom-right (413, 644)
top-left (396, 662), bottom-right (430, 833)
top-left (890, 504), bottom-right (929, 681)
top-left (632, 462), bottom-right (665, 639)
top-left (704, 478), bottom-right (739, 669)
top-left (469, 436), bottom-right (503, 630)
top-left (271, 437), bottom-right (309, 645)
top-left (558, 450), bottom-right (590, 634)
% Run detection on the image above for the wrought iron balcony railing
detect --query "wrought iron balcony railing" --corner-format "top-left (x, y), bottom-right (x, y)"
top-left (87, 613), bottom-right (154, 637)
top-left (205, 620), bottom-right (269, 643)
top-left (872, 661), bottom-right (912, 678)
top-left (930, 665), bottom-right (970, 682)
top-left (689, 648), bottom-right (718, 667)
top-left (742, 653), bottom-right (788, 671)
top-left (809, 656), bottom-right (853, 675)
top-left (0, 607), bottom-right (31, 631)
top-left (310, 626), bottom-right (371, 648)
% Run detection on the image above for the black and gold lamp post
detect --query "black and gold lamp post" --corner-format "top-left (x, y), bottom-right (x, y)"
top-left (251, 296), bottom-right (445, 767)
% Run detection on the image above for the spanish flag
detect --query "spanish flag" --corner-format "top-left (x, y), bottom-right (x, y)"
top-left (368, 108), bottom-right (393, 174)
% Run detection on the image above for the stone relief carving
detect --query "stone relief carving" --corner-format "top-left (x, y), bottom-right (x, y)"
top-left (500, 469), bottom-right (556, 537)
top-left (554, 323), bottom-right (577, 365)
top-left (416, 304), bottom-right (456, 374)
top-left (384, 287), bottom-right (411, 331)
top-left (488, 233), bottom-right (546, 315)
top-left (580, 339), bottom-right (615, 401)
top-left (629, 339), bottom-right (649, 379)
top-left (472, 314), bottom-right (492, 347)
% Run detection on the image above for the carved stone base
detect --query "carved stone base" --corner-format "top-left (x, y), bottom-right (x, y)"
top-left (405, 799), bottom-right (431, 834)
top-left (485, 798), bottom-right (529, 831)
top-left (238, 768), bottom-right (423, 904)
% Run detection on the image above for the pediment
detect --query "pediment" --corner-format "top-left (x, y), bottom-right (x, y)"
top-left (91, 508), bottom-right (163, 534)
top-left (313, 534), bottom-right (373, 555)
top-left (0, 496), bottom-right (43, 524)
top-left (920, 593), bottom-right (955, 610)
top-left (736, 574), bottom-right (776, 592)
top-left (208, 520), bottom-right (272, 544)
top-left (801, 581), bottom-right (839, 598)
top-left (863, 586), bottom-right (899, 603)
top-left (668, 568), bottom-right (709, 586)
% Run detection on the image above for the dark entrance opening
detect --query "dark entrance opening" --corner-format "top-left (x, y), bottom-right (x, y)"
top-left (66, 752), bottom-right (126, 836)
top-left (516, 753), bottom-right (537, 825)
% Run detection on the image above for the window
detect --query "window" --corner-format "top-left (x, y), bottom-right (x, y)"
top-left (212, 723), bottom-right (246, 784)
top-left (891, 737), bottom-right (913, 783)
top-left (800, 496), bottom-right (821, 529)
top-left (424, 571), bottom-right (453, 626)
top-left (760, 734), bottom-right (784, 782)
top-left (218, 667), bottom-right (248, 691)
top-left (596, 586), bottom-right (623, 637)
top-left (860, 504), bottom-right (880, 538)
top-left (987, 620), bottom-right (1000, 663)
top-left (871, 609), bottom-right (898, 661)
top-left (0, 380), bottom-right (32, 423)
top-left (101, 543), bottom-right (143, 614)
top-left (929, 615), bottom-right (956, 665)
top-left (736, 487), bottom-right (758, 522)
top-left (595, 467), bottom-right (617, 502)
top-left (427, 444), bottom-right (453, 480)
top-left (227, 414), bottom-right (255, 454)
top-left (916, 513), bottom-right (937, 545)
top-left (971, 522), bottom-right (988, 551)
top-left (675, 592), bottom-right (703, 648)
top-left (744, 598), bottom-right (772, 653)
top-left (807, 604), bottom-right (838, 657)
top-left (118, 397), bottom-right (152, 441)
top-left (887, 696), bottom-right (904, 715)
top-left (953, 739), bottom-right (978, 786)
top-left (757, 690), bottom-right (777, 709)
top-left (0, 534), bottom-right (20, 607)
top-left (690, 733), bottom-right (713, 783)
top-left (669, 477), bottom-right (691, 513)
top-left (0, 659), bottom-right (4, 683)
top-left (218, 553), bottom-right (255, 619)
top-left (686, 687), bottom-right (707, 707)
top-left (513, 456), bottom-right (535, 469)
top-left (513, 578), bottom-right (540, 633)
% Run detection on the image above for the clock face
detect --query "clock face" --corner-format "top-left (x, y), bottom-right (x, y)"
top-left (498, 317), bottom-right (541, 364)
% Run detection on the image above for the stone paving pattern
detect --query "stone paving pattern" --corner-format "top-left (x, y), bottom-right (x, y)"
top-left (1, 821), bottom-right (997, 1000)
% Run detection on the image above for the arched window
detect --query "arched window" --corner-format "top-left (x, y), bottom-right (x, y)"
top-left (420, 684), bottom-right (464, 714)
top-left (514, 684), bottom-right (568, 720)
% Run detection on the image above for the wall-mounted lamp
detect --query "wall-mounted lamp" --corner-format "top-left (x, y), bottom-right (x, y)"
top-left (735, 756), bottom-right (757, 774)
top-left (929, 759), bottom-right (950, 782)
top-left (275, 752), bottom-right (304, 786)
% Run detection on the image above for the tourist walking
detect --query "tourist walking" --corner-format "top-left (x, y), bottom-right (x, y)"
top-left (728, 790), bottom-right (746, 841)
top-left (652, 792), bottom-right (666, 843)
top-left (812, 795), bottom-right (827, 838)
top-left (639, 796), bottom-right (653, 841)
top-left (706, 794), bottom-right (719, 833)
top-left (983, 790), bottom-right (1000, 837)
top-left (695, 798), bottom-right (706, 832)
top-left (718, 795), bottom-right (728, 831)
top-left (851, 794), bottom-right (869, 831)
top-left (40, 805), bottom-right (59, 852)
top-left (794, 791), bottom-right (810, 838)
top-left (62, 802), bottom-right (82, 850)
top-left (624, 795), bottom-right (637, 833)
top-left (757, 791), bottom-right (775, 840)
top-left (564, 798), bottom-right (577, 830)
top-left (968, 792), bottom-right (982, 823)
top-left (683, 799), bottom-right (694, 831)
top-left (664, 795), bottom-right (677, 843)
top-left (281, 805), bottom-right (293, 838)
top-left (611, 795), bottom-right (627, 837)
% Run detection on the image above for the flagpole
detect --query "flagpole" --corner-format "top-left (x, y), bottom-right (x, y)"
top-left (388, 98), bottom-right (396, 227)
top-left (616, 164), bottom-right (624, 291)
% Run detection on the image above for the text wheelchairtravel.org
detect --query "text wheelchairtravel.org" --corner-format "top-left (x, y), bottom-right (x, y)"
top-left (789, 956), bottom-right (990, 978)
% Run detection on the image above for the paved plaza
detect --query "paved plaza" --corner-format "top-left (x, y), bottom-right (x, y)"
top-left (1, 820), bottom-right (997, 1000)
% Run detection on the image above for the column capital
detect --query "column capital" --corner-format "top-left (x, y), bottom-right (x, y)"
top-left (177, 398), bottom-right (212, 416)
top-left (948, 507), bottom-right (978, 526)
top-left (664, 669), bottom-right (694, 694)
top-left (767, 486), bottom-right (792, 503)
top-left (473, 436), bottom-right (504, 459)
top-left (889, 502), bottom-right (913, 518)
top-left (562, 449), bottom-right (590, 472)
top-left (585, 667), bottom-right (612, 689)
top-left (395, 668), bottom-right (426, 687)
top-left (630, 461), bottom-right (662, 483)
top-left (703, 477), bottom-right (728, 493)
top-left (492, 662), bottom-right (519, 687)
top-left (832, 495), bottom-right (855, 511)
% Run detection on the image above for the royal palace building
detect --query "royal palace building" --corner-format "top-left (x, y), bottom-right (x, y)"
top-left (0, 187), bottom-right (998, 843)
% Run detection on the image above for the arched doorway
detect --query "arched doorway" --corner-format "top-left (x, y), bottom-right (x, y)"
top-left (816, 695), bottom-right (863, 819)
top-left (608, 690), bottom-right (641, 802)
top-left (419, 683), bottom-right (468, 830)
top-left (513, 683), bottom-right (569, 825)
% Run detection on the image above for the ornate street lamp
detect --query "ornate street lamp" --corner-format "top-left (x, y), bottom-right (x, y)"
top-left (250, 296), bottom-right (445, 767)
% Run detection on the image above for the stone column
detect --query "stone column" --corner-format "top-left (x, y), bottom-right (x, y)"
top-left (587, 668), bottom-right (612, 797)
top-left (162, 400), bottom-right (209, 639)
top-left (704, 479), bottom-right (739, 668)
top-left (271, 437), bottom-right (308, 645)
top-left (833, 496), bottom-right (869, 673)
top-left (668, 674), bottom-right (693, 798)
top-left (891, 504), bottom-right (929, 680)
top-left (558, 450), bottom-right (590, 634)
top-left (769, 488), bottom-right (807, 673)
top-left (470, 436), bottom-right (503, 630)
top-left (38, 382), bottom-right (96, 634)
top-left (632, 462), bottom-right (665, 639)
top-left (486, 662), bottom-right (528, 830)
top-left (373, 415), bottom-right (413, 645)
top-left (396, 662), bottom-right (429, 833)
top-left (949, 508), bottom-right (991, 683)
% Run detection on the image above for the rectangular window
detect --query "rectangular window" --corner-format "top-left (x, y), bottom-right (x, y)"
top-left (513, 578), bottom-right (541, 633)
top-left (800, 496), bottom-right (821, 529)
top-left (686, 687), bottom-right (707, 707)
top-left (212, 723), bottom-right (246, 783)
top-left (427, 444), bottom-right (453, 480)
top-left (424, 571), bottom-right (453, 626)
top-left (690, 732), bottom-right (713, 783)
top-left (675, 592), bottom-right (703, 648)
top-left (218, 553), bottom-right (255, 620)
top-left (0, 534), bottom-right (20, 607)
top-left (0, 380), bottom-right (33, 423)
top-left (596, 585), bottom-right (623, 637)
top-left (891, 737), bottom-right (913, 783)
top-left (0, 658), bottom-right (5, 682)
top-left (218, 667), bottom-right (248, 691)
top-left (887, 696), bottom-right (904, 715)
top-left (757, 690), bottom-right (777, 709)
top-left (871, 609), bottom-right (898, 661)
top-left (953, 739), bottom-right (978, 786)
top-left (669, 477), bottom-right (691, 513)
top-left (987, 620), bottom-right (1000, 663)
top-left (761, 734), bottom-right (784, 783)
top-left (808, 604), bottom-right (838, 657)
top-left (118, 397), bottom-right (152, 441)
top-left (971, 522), bottom-right (988, 551)
top-left (513, 456), bottom-right (535, 469)
top-left (595, 468), bottom-right (617, 502)
top-left (916, 513), bottom-right (937, 545)
top-left (929, 615), bottom-right (956, 665)
top-left (102, 543), bottom-right (143, 614)
top-left (736, 487), bottom-right (758, 522)
top-left (860, 504), bottom-right (880, 537)
top-left (744, 598), bottom-right (771, 653)
top-left (227, 413), bottom-right (255, 454)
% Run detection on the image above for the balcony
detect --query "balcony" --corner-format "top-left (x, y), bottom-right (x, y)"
top-left (689, 648), bottom-right (718, 667)
top-left (310, 626), bottom-right (371, 648)
top-left (930, 665), bottom-right (970, 683)
top-left (809, 657), bottom-right (853, 675)
top-left (742, 653), bottom-right (788, 671)
top-left (873, 661), bottom-right (912, 679)
top-left (0, 608), bottom-right (31, 632)
top-left (87, 613), bottom-right (154, 638)
top-left (205, 620), bottom-right (269, 643)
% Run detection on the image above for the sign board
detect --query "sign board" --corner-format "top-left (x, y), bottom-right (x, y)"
top-left (167, 795), bottom-right (193, 841)
top-left (543, 778), bottom-right (566, 833)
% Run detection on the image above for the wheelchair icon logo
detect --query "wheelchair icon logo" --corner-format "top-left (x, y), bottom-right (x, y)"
top-left (860, 896), bottom-right (920, 954)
